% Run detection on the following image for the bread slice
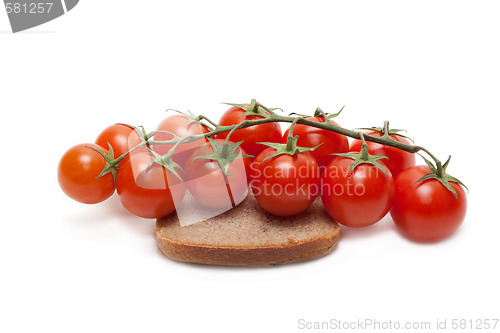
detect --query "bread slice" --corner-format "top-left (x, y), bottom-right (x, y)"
top-left (156, 194), bottom-right (340, 266)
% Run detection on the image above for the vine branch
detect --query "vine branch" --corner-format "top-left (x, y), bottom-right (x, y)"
top-left (109, 105), bottom-right (441, 168)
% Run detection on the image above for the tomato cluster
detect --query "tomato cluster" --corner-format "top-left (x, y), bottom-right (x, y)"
top-left (58, 103), bottom-right (467, 243)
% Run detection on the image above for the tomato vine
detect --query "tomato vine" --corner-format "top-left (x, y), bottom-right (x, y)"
top-left (101, 99), bottom-right (465, 196)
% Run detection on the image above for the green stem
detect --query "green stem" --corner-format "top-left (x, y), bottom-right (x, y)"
top-left (159, 115), bottom-right (417, 154)
top-left (286, 117), bottom-right (300, 151)
top-left (249, 99), bottom-right (258, 113)
top-left (358, 132), bottom-right (369, 160)
top-left (314, 107), bottom-right (328, 119)
top-left (415, 145), bottom-right (441, 168)
top-left (221, 120), bottom-right (252, 157)
top-left (113, 107), bottom-right (442, 170)
top-left (197, 115), bottom-right (218, 129)
top-left (383, 120), bottom-right (390, 137)
top-left (255, 101), bottom-right (279, 116)
top-left (112, 142), bottom-right (147, 165)
top-left (435, 161), bottom-right (444, 177)
top-left (224, 120), bottom-right (248, 142)
top-left (165, 135), bottom-right (191, 161)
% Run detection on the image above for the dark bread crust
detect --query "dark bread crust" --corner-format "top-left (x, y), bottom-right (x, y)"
top-left (156, 194), bottom-right (341, 266)
top-left (157, 232), bottom-right (340, 266)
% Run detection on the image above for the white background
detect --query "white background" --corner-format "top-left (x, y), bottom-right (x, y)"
top-left (1, 1), bottom-right (499, 332)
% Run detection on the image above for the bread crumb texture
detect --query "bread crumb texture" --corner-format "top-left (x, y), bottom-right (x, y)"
top-left (156, 193), bottom-right (340, 266)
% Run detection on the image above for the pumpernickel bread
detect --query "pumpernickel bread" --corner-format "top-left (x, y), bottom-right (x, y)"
top-left (156, 193), bottom-right (340, 266)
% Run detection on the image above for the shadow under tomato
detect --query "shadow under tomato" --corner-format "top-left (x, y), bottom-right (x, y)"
top-left (338, 213), bottom-right (397, 240)
top-left (106, 194), bottom-right (156, 238)
top-left (65, 193), bottom-right (156, 239)
top-left (393, 222), bottom-right (466, 245)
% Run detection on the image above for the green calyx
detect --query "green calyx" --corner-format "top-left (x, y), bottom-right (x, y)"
top-left (357, 120), bottom-right (414, 142)
top-left (166, 109), bottom-right (212, 128)
top-left (146, 147), bottom-right (184, 182)
top-left (258, 116), bottom-right (322, 163)
top-left (258, 135), bottom-right (323, 164)
top-left (313, 105), bottom-right (345, 119)
top-left (414, 154), bottom-right (468, 199)
top-left (288, 112), bottom-right (311, 118)
top-left (192, 137), bottom-right (253, 176)
top-left (332, 139), bottom-right (389, 177)
top-left (289, 105), bottom-right (345, 120)
top-left (223, 99), bottom-right (281, 119)
top-left (115, 123), bottom-right (149, 144)
top-left (85, 144), bottom-right (119, 184)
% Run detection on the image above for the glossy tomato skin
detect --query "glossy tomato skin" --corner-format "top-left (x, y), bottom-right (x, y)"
top-left (116, 152), bottom-right (186, 219)
top-left (58, 143), bottom-right (116, 204)
top-left (283, 117), bottom-right (349, 169)
top-left (216, 105), bottom-right (283, 158)
top-left (153, 115), bottom-right (210, 168)
top-left (390, 165), bottom-right (467, 242)
top-left (350, 131), bottom-right (415, 178)
top-left (250, 149), bottom-right (321, 216)
top-left (321, 156), bottom-right (394, 227)
top-left (95, 124), bottom-right (143, 164)
top-left (185, 140), bottom-right (250, 209)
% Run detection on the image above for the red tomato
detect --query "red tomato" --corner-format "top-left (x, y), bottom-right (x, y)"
top-left (95, 124), bottom-right (143, 164)
top-left (185, 140), bottom-right (250, 209)
top-left (283, 117), bottom-right (349, 168)
top-left (321, 156), bottom-right (394, 227)
top-left (350, 131), bottom-right (415, 178)
top-left (216, 105), bottom-right (283, 158)
top-left (116, 152), bottom-right (186, 218)
top-left (153, 114), bottom-right (210, 168)
top-left (390, 165), bottom-right (467, 242)
top-left (250, 149), bottom-right (321, 216)
top-left (58, 144), bottom-right (116, 204)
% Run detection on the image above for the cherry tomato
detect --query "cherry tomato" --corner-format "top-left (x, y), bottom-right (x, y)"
top-left (185, 139), bottom-right (250, 209)
top-left (95, 124), bottom-right (142, 164)
top-left (216, 105), bottom-right (283, 158)
top-left (350, 131), bottom-right (415, 178)
top-left (321, 155), bottom-right (394, 227)
top-left (250, 149), bottom-right (321, 216)
top-left (58, 143), bottom-right (116, 204)
top-left (283, 117), bottom-right (349, 169)
top-left (390, 165), bottom-right (467, 242)
top-left (116, 152), bottom-right (186, 219)
top-left (153, 114), bottom-right (210, 168)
